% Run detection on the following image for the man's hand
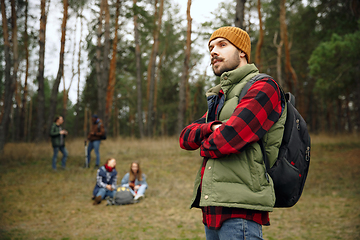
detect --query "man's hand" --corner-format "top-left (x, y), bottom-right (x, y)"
top-left (211, 124), bottom-right (222, 131)
top-left (60, 130), bottom-right (68, 135)
top-left (106, 185), bottom-right (113, 191)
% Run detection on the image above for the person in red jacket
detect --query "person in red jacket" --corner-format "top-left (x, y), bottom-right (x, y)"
top-left (86, 115), bottom-right (105, 169)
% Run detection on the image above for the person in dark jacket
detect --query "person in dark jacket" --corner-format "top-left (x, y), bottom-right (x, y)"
top-left (86, 114), bottom-right (105, 169)
top-left (50, 116), bottom-right (68, 170)
top-left (92, 158), bottom-right (117, 205)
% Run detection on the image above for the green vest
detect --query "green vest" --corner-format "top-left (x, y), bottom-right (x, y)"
top-left (190, 64), bottom-right (287, 212)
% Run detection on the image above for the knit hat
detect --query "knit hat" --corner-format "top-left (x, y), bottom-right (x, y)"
top-left (208, 26), bottom-right (251, 62)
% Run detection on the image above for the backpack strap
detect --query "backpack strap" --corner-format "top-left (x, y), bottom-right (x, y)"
top-left (238, 73), bottom-right (286, 182)
top-left (238, 73), bottom-right (272, 102)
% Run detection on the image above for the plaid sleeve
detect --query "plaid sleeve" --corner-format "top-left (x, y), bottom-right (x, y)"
top-left (96, 169), bottom-right (107, 188)
top-left (111, 175), bottom-right (117, 190)
top-left (179, 112), bottom-right (222, 150)
top-left (200, 78), bottom-right (282, 158)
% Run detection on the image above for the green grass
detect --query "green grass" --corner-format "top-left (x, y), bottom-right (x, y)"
top-left (0, 135), bottom-right (359, 239)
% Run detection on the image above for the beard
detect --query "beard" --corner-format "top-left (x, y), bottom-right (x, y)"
top-left (211, 51), bottom-right (241, 77)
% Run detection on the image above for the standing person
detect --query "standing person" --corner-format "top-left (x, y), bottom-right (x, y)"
top-left (179, 26), bottom-right (286, 240)
top-left (121, 162), bottom-right (148, 201)
top-left (50, 116), bottom-right (68, 171)
top-left (86, 114), bottom-right (105, 169)
top-left (92, 158), bottom-right (117, 205)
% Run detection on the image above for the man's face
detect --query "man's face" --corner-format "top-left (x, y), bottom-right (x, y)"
top-left (58, 117), bottom-right (64, 125)
top-left (209, 38), bottom-right (242, 76)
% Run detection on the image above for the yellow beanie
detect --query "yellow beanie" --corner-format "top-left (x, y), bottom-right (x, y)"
top-left (209, 26), bottom-right (251, 62)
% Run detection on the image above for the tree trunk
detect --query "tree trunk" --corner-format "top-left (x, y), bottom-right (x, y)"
top-left (96, 0), bottom-right (104, 118)
top-left (177, 0), bottom-right (192, 134)
top-left (355, 62), bottom-right (360, 132)
top-left (20, 0), bottom-right (29, 141)
top-left (47, 0), bottom-right (68, 135)
top-left (73, 8), bottom-right (82, 137)
top-left (0, 0), bottom-right (15, 152)
top-left (146, 0), bottom-right (158, 105)
top-left (106, 0), bottom-right (121, 129)
top-left (35, 0), bottom-right (48, 142)
top-left (11, 0), bottom-right (20, 141)
top-left (98, 0), bottom-right (110, 122)
top-left (147, 0), bottom-right (164, 137)
top-left (273, 31), bottom-right (284, 87)
top-left (133, 0), bottom-right (144, 138)
top-left (235, 0), bottom-right (246, 29)
top-left (279, 0), bottom-right (298, 94)
top-left (255, 0), bottom-right (263, 71)
top-left (28, 98), bottom-right (32, 141)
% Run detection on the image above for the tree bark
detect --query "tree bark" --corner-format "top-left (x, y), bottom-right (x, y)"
top-left (273, 31), bottom-right (284, 87)
top-left (96, 0), bottom-right (104, 118)
top-left (177, 0), bottom-right (192, 134)
top-left (106, 0), bottom-right (121, 129)
top-left (235, 0), bottom-right (246, 29)
top-left (255, 0), bottom-right (263, 71)
top-left (0, 0), bottom-right (15, 152)
top-left (35, 0), bottom-right (48, 141)
top-left (279, 0), bottom-right (298, 94)
top-left (146, 0), bottom-right (158, 105)
top-left (11, 0), bottom-right (20, 141)
top-left (147, 0), bottom-right (164, 137)
top-left (133, 0), bottom-right (144, 138)
top-left (47, 0), bottom-right (68, 135)
top-left (20, 0), bottom-right (29, 141)
top-left (98, 0), bottom-right (110, 121)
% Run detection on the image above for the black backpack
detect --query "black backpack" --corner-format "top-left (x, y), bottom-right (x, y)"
top-left (239, 73), bottom-right (311, 208)
top-left (97, 122), bottom-right (107, 140)
top-left (107, 186), bottom-right (134, 206)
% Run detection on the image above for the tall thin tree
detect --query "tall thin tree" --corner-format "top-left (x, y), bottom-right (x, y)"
top-left (35, 0), bottom-right (48, 141)
top-left (280, 0), bottom-right (298, 93)
top-left (75, 6), bottom-right (84, 137)
top-left (273, 31), bottom-right (283, 87)
top-left (99, 0), bottom-right (110, 121)
top-left (133, 0), bottom-right (144, 138)
top-left (255, 0), bottom-right (263, 72)
top-left (147, 0), bottom-right (164, 137)
top-left (47, 0), bottom-right (68, 135)
top-left (235, 0), bottom-right (246, 29)
top-left (20, 0), bottom-right (30, 141)
top-left (95, 0), bottom-right (104, 118)
top-left (0, 0), bottom-right (15, 152)
top-left (177, 0), bottom-right (192, 134)
top-left (105, 0), bottom-right (121, 128)
top-left (11, 0), bottom-right (20, 141)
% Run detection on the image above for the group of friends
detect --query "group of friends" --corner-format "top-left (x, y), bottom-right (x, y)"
top-left (49, 25), bottom-right (292, 239)
top-left (49, 114), bottom-right (148, 205)
top-left (92, 160), bottom-right (148, 205)
top-left (50, 114), bottom-right (105, 171)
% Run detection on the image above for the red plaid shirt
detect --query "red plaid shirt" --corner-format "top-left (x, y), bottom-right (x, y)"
top-left (180, 77), bottom-right (282, 230)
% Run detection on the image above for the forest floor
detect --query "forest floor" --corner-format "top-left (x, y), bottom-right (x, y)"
top-left (0, 134), bottom-right (359, 240)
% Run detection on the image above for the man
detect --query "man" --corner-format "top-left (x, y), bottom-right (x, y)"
top-left (179, 26), bottom-right (286, 239)
top-left (50, 116), bottom-right (68, 171)
top-left (86, 114), bottom-right (105, 169)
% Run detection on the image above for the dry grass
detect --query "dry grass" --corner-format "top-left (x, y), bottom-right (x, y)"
top-left (0, 134), bottom-right (359, 240)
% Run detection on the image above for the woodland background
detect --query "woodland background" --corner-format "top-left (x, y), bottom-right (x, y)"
top-left (1, 0), bottom-right (360, 151)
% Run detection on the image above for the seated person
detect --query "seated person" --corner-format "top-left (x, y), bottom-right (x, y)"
top-left (92, 158), bottom-right (117, 205)
top-left (121, 161), bottom-right (148, 200)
